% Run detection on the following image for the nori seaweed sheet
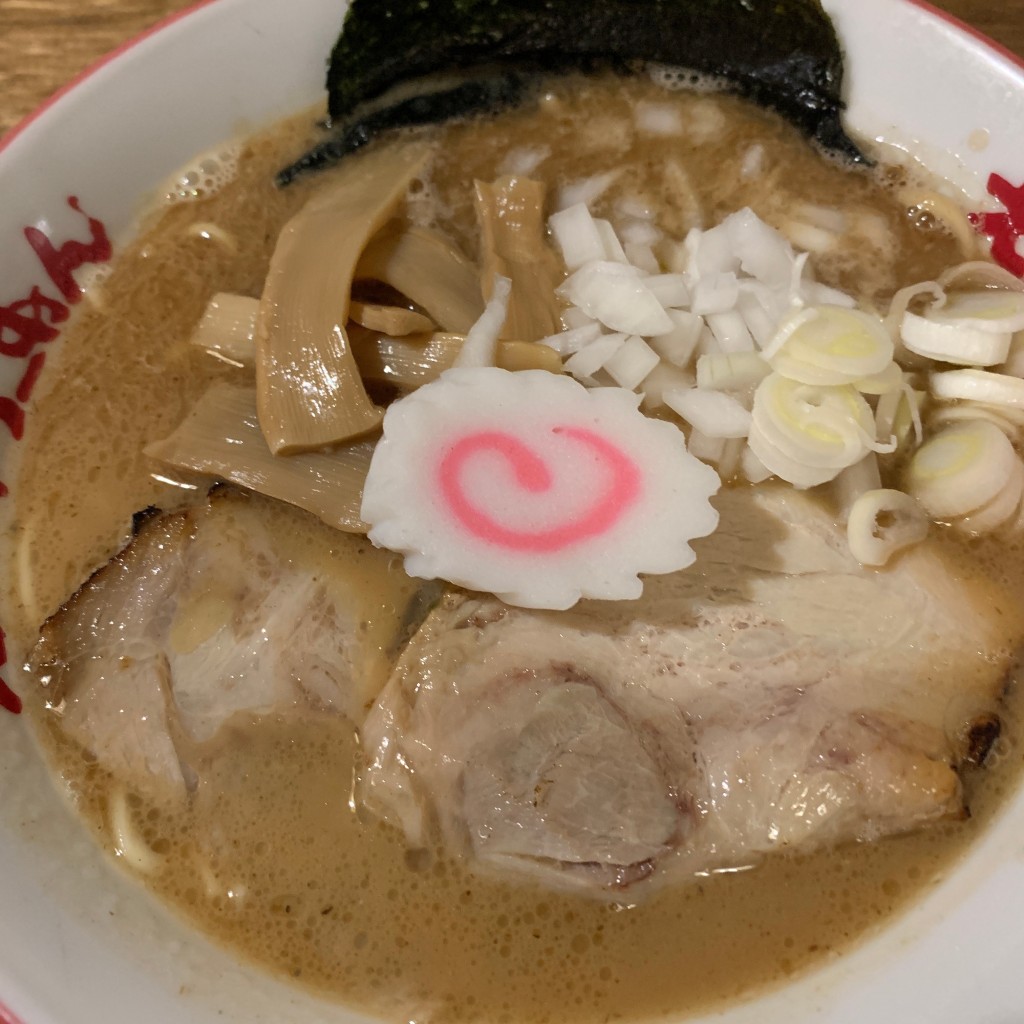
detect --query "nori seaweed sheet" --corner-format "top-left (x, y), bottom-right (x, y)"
top-left (281, 0), bottom-right (862, 182)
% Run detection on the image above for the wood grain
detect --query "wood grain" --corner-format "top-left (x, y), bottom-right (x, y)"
top-left (0, 0), bottom-right (1021, 139)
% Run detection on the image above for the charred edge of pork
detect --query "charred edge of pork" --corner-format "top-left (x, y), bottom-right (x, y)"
top-left (963, 713), bottom-right (1001, 768)
top-left (279, 0), bottom-right (864, 184)
top-left (131, 505), bottom-right (163, 534)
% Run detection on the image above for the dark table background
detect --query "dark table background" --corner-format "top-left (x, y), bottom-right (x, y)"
top-left (0, 0), bottom-right (1021, 138)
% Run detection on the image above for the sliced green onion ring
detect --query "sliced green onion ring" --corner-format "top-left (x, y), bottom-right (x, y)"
top-left (905, 419), bottom-right (1018, 518)
top-left (746, 423), bottom-right (842, 488)
top-left (751, 373), bottom-right (877, 470)
top-left (766, 305), bottom-right (893, 384)
top-left (901, 312), bottom-right (1012, 366)
top-left (930, 290), bottom-right (1024, 333)
top-left (846, 488), bottom-right (929, 566)
top-left (930, 369), bottom-right (1024, 408)
top-left (929, 402), bottom-right (1023, 440)
top-left (938, 261), bottom-right (1024, 293)
top-left (956, 459), bottom-right (1024, 534)
top-left (855, 360), bottom-right (904, 395)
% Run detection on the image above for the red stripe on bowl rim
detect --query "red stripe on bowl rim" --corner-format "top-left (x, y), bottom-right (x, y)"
top-left (0, 1000), bottom-right (26, 1024)
top-left (907, 0), bottom-right (1024, 73)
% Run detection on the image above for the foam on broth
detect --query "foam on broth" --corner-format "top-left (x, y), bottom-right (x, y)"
top-left (5, 75), bottom-right (1024, 1023)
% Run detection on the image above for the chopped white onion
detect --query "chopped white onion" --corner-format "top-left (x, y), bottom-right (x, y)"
top-left (538, 321), bottom-right (603, 355)
top-left (707, 310), bottom-right (756, 353)
top-left (636, 101), bottom-right (685, 136)
top-left (695, 351), bottom-right (770, 391)
top-left (736, 290), bottom-right (779, 347)
top-left (664, 387), bottom-right (752, 438)
top-left (692, 224), bottom-right (739, 277)
top-left (555, 171), bottom-right (620, 211)
top-left (640, 362), bottom-right (696, 409)
top-left (623, 240), bottom-right (661, 270)
top-left (660, 238), bottom-right (690, 275)
top-left (795, 203), bottom-right (848, 234)
top-left (644, 274), bottom-right (691, 309)
top-left (686, 427), bottom-right (727, 465)
top-left (499, 146), bottom-right (550, 176)
top-left (691, 272), bottom-right (740, 315)
top-left (740, 145), bottom-right (765, 180)
top-left (549, 204), bottom-right (606, 271)
top-left (782, 220), bottom-right (838, 254)
top-left (717, 438), bottom-right (746, 480)
top-left (696, 325), bottom-right (723, 358)
top-left (564, 332), bottom-right (627, 379)
top-left (723, 208), bottom-right (794, 288)
top-left (648, 309), bottom-right (703, 367)
top-left (741, 444), bottom-right (773, 483)
top-left (604, 336), bottom-right (660, 389)
top-left (561, 306), bottom-right (596, 331)
top-left (595, 219), bottom-right (629, 263)
top-left (615, 195), bottom-right (656, 221)
top-left (557, 262), bottom-right (673, 336)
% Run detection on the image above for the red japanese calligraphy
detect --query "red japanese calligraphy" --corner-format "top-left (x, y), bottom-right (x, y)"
top-left (0, 286), bottom-right (68, 359)
top-left (24, 195), bottom-right (112, 304)
top-left (970, 173), bottom-right (1024, 277)
top-left (0, 197), bottom-right (110, 449)
top-left (0, 197), bottom-right (113, 714)
top-left (0, 628), bottom-right (20, 715)
top-left (0, 398), bottom-right (24, 443)
top-left (0, 295), bottom-right (61, 442)
top-left (16, 351), bottom-right (48, 404)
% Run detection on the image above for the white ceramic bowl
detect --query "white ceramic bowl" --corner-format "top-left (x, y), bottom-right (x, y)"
top-left (1, 2), bottom-right (1023, 1022)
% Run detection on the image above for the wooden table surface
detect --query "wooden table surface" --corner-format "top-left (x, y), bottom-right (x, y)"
top-left (0, 0), bottom-right (1022, 139)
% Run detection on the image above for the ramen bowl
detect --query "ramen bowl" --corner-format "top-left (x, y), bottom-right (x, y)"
top-left (1, 1), bottom-right (1024, 1022)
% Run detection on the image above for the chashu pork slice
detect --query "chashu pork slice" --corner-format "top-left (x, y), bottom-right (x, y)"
top-left (361, 485), bottom-right (1021, 898)
top-left (29, 490), bottom-right (403, 801)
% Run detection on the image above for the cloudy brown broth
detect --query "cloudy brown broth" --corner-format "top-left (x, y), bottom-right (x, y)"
top-left (5, 75), bottom-right (1024, 1022)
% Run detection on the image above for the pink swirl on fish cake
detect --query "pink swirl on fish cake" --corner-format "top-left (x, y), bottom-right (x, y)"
top-left (438, 427), bottom-right (641, 553)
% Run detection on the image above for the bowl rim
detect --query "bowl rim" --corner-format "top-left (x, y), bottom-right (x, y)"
top-left (1, 3), bottom-right (1024, 1024)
